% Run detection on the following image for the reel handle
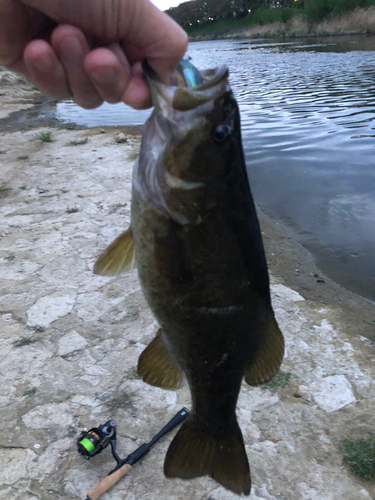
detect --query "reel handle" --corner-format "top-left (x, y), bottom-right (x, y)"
top-left (86, 463), bottom-right (132, 500)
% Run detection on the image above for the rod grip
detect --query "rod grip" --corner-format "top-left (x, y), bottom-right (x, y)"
top-left (86, 464), bottom-right (132, 500)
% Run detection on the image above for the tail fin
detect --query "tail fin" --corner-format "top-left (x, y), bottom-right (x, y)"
top-left (164, 415), bottom-right (251, 496)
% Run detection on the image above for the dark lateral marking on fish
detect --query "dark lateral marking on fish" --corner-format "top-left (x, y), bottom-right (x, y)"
top-left (154, 221), bottom-right (195, 289)
top-left (197, 306), bottom-right (243, 315)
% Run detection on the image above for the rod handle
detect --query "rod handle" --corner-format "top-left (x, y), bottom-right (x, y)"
top-left (86, 464), bottom-right (132, 500)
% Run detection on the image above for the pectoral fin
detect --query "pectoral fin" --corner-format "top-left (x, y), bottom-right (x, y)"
top-left (93, 227), bottom-right (134, 276)
top-left (244, 311), bottom-right (284, 386)
top-left (137, 329), bottom-right (183, 390)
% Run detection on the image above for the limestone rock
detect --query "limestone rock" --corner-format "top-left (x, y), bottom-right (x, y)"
top-left (115, 132), bottom-right (128, 143)
top-left (26, 292), bottom-right (77, 327)
top-left (271, 283), bottom-right (305, 302)
top-left (58, 330), bottom-right (88, 356)
top-left (22, 403), bottom-right (73, 429)
top-left (299, 374), bottom-right (356, 412)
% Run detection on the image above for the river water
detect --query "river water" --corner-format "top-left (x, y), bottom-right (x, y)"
top-left (57, 35), bottom-right (375, 302)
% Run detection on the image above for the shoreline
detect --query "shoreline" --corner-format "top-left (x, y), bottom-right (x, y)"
top-left (1, 70), bottom-right (374, 340)
top-left (1, 72), bottom-right (374, 500)
top-left (190, 29), bottom-right (375, 42)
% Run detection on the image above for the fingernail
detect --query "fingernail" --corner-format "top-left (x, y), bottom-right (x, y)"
top-left (90, 67), bottom-right (117, 85)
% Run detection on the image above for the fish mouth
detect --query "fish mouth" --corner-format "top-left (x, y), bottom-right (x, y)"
top-left (142, 59), bottom-right (229, 112)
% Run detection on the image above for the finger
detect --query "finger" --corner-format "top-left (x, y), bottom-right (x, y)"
top-left (122, 1), bottom-right (188, 84)
top-left (23, 39), bottom-right (71, 99)
top-left (84, 45), bottom-right (131, 104)
top-left (51, 25), bottom-right (103, 109)
top-left (122, 62), bottom-right (152, 110)
top-left (0, 0), bottom-right (47, 73)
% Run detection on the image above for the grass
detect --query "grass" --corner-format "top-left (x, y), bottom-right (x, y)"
top-left (19, 185), bottom-right (27, 190)
top-left (67, 425), bottom-right (77, 436)
top-left (0, 183), bottom-right (10, 192)
top-left (341, 434), bottom-right (375, 480)
top-left (18, 156), bottom-right (29, 160)
top-left (4, 254), bottom-right (16, 261)
top-left (23, 387), bottom-right (37, 397)
top-left (124, 367), bottom-right (141, 380)
top-left (104, 387), bottom-right (135, 413)
top-left (36, 131), bottom-right (54, 143)
top-left (65, 137), bottom-right (88, 146)
top-left (263, 370), bottom-right (292, 392)
top-left (13, 337), bottom-right (39, 347)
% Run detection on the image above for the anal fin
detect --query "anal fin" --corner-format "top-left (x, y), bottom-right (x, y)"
top-left (93, 226), bottom-right (134, 276)
top-left (137, 329), bottom-right (183, 390)
top-left (245, 311), bottom-right (284, 387)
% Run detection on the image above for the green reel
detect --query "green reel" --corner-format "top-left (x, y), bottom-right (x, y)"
top-left (77, 420), bottom-right (116, 459)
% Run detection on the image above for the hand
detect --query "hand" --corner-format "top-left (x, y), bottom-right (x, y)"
top-left (0, 0), bottom-right (187, 109)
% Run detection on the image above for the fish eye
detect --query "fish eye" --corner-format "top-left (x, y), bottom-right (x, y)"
top-left (212, 124), bottom-right (232, 144)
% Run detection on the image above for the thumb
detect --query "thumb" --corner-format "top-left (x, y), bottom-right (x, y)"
top-left (120, 1), bottom-right (188, 83)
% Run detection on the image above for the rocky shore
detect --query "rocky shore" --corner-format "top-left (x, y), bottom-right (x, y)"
top-left (1, 71), bottom-right (374, 500)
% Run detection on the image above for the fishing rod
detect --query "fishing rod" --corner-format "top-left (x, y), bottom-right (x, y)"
top-left (77, 407), bottom-right (189, 500)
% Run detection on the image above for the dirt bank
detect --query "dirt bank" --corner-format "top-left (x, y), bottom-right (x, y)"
top-left (1, 72), bottom-right (374, 500)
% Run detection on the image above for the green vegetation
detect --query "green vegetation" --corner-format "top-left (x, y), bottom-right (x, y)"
top-left (167, 0), bottom-right (375, 36)
top-left (36, 131), bottom-right (54, 143)
top-left (13, 337), bottom-right (39, 347)
top-left (124, 367), bottom-right (141, 380)
top-left (23, 387), bottom-right (37, 397)
top-left (105, 389), bottom-right (135, 412)
top-left (4, 254), bottom-right (16, 261)
top-left (263, 370), bottom-right (291, 392)
top-left (341, 434), bottom-right (375, 480)
top-left (304, 0), bottom-right (374, 23)
top-left (18, 156), bottom-right (29, 160)
top-left (67, 425), bottom-right (77, 436)
top-left (0, 183), bottom-right (10, 192)
top-left (66, 137), bottom-right (88, 146)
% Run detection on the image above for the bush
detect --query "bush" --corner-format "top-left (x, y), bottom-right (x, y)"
top-left (303, 0), bottom-right (374, 23)
top-left (250, 6), bottom-right (297, 25)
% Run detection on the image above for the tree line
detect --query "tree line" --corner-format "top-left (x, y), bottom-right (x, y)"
top-left (166, 0), bottom-right (374, 30)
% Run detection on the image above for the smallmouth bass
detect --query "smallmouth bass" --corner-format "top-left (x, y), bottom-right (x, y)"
top-left (94, 60), bottom-right (284, 496)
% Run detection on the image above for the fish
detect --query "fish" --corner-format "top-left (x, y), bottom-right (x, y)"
top-left (94, 59), bottom-right (284, 496)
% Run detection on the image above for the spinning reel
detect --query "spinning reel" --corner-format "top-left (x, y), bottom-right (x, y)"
top-left (76, 408), bottom-right (189, 500)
